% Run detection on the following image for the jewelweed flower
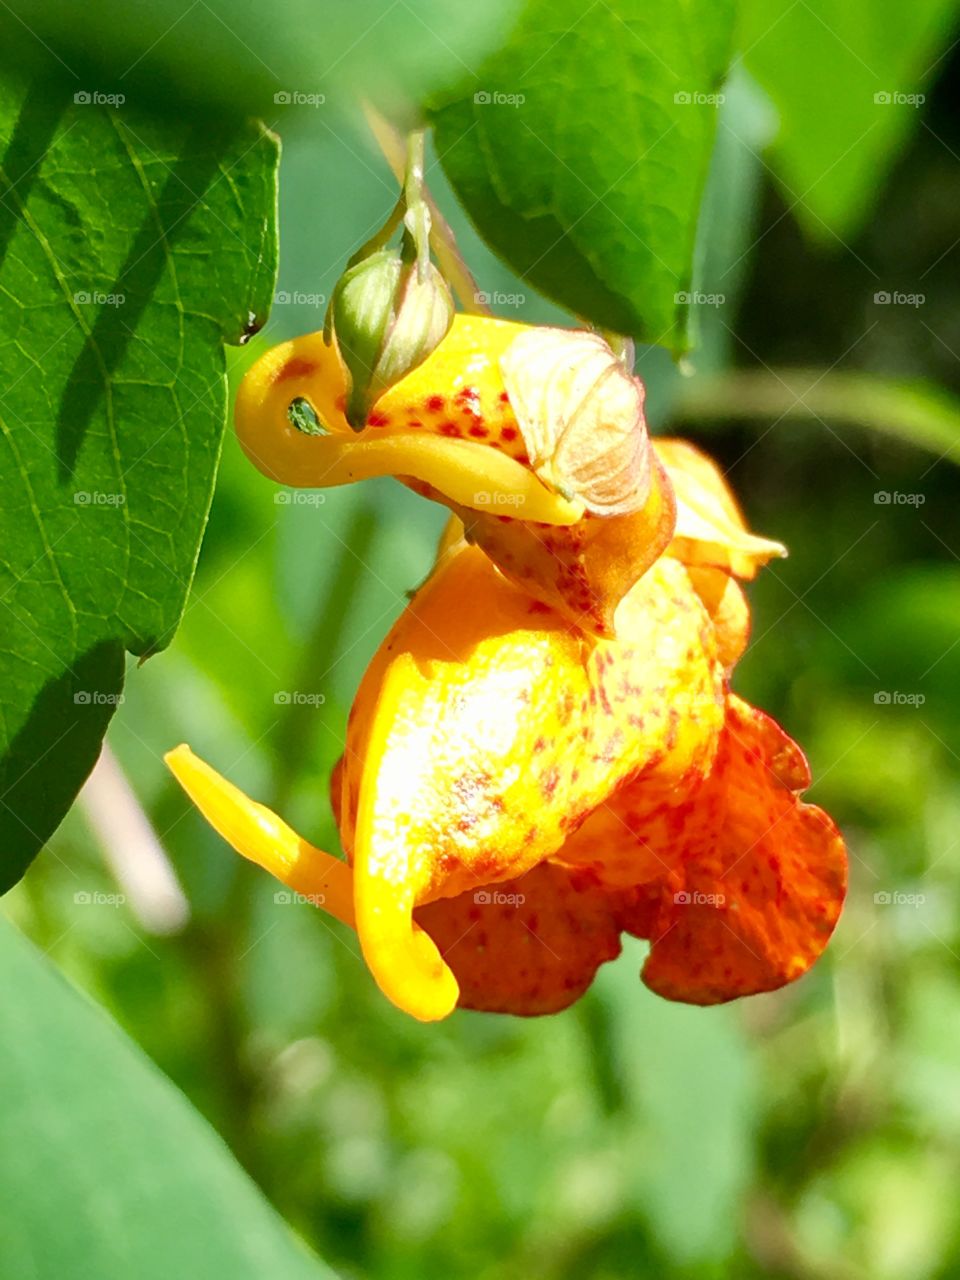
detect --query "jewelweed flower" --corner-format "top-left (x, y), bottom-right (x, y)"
top-left (167, 317), bottom-right (846, 1021)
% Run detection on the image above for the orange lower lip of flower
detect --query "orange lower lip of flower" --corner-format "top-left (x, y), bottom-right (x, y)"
top-left (166, 529), bottom-right (846, 1020)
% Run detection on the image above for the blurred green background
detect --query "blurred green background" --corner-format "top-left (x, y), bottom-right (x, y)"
top-left (6, 8), bottom-right (960, 1280)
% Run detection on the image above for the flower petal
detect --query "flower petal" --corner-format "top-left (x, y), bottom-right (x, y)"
top-left (655, 438), bottom-right (786, 578)
top-left (618, 695), bottom-right (847, 1003)
top-left (163, 743), bottom-right (355, 926)
top-left (235, 327), bottom-right (581, 526)
top-left (337, 542), bottom-right (723, 1020)
top-left (415, 863), bottom-right (622, 1015)
top-left (448, 453), bottom-right (675, 636)
top-left (685, 566), bottom-right (751, 671)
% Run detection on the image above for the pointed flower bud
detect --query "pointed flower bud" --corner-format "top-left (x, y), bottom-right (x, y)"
top-left (330, 249), bottom-right (454, 428)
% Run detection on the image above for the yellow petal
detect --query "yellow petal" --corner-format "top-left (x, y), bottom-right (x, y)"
top-left (163, 744), bottom-right (355, 926)
top-left (655, 438), bottom-right (786, 577)
top-left (235, 324), bottom-right (583, 526)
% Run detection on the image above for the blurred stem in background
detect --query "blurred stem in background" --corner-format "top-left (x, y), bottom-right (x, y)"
top-left (675, 369), bottom-right (960, 465)
top-left (365, 104), bottom-right (490, 315)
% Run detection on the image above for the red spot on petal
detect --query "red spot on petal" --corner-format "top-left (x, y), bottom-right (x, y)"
top-left (275, 358), bottom-right (316, 383)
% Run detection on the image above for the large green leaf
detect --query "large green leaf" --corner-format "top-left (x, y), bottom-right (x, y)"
top-left (0, 77), bottom-right (278, 890)
top-left (0, 916), bottom-right (335, 1278)
top-left (430, 0), bottom-right (736, 350)
top-left (0, 0), bottom-right (519, 122)
top-left (741, 0), bottom-right (960, 238)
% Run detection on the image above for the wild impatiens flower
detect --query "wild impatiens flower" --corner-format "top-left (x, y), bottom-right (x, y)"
top-left (166, 316), bottom-right (847, 1022)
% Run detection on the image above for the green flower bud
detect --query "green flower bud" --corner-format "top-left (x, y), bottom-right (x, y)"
top-left (330, 249), bottom-right (454, 429)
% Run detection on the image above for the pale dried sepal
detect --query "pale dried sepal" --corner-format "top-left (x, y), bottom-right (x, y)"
top-left (500, 327), bottom-right (651, 516)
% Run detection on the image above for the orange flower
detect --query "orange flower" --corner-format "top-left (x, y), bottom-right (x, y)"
top-left (167, 317), bottom-right (846, 1021)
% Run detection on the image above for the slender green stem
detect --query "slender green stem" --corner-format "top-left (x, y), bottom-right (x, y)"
top-left (402, 128), bottom-right (432, 277)
top-left (346, 194), bottom-right (405, 271)
top-left (364, 102), bottom-right (491, 315)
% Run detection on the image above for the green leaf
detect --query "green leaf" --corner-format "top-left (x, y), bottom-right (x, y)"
top-left (430, 0), bottom-right (736, 350)
top-left (0, 76), bottom-right (278, 891)
top-left (0, 0), bottom-right (520, 122)
top-left (740, 0), bottom-right (960, 238)
top-left (0, 917), bottom-right (334, 1279)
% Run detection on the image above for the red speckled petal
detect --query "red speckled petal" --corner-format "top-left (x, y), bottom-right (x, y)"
top-left (415, 862), bottom-right (622, 1015)
top-left (619, 694), bottom-right (847, 1003)
top-left (445, 452), bottom-right (676, 637)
